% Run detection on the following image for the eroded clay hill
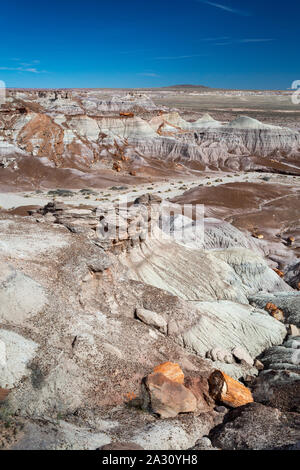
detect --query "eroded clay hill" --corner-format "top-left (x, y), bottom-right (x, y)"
top-left (0, 88), bottom-right (299, 450)
top-left (1, 89), bottom-right (300, 190)
top-left (0, 194), bottom-right (299, 450)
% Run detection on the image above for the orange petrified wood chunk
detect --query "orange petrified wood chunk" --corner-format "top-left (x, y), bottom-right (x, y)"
top-left (120, 112), bottom-right (134, 118)
top-left (273, 268), bottom-right (284, 278)
top-left (252, 232), bottom-right (264, 239)
top-left (153, 362), bottom-right (185, 384)
top-left (124, 392), bottom-right (137, 402)
top-left (112, 162), bottom-right (121, 172)
top-left (287, 236), bottom-right (295, 246)
top-left (266, 302), bottom-right (278, 313)
top-left (265, 302), bottom-right (284, 321)
top-left (208, 370), bottom-right (253, 408)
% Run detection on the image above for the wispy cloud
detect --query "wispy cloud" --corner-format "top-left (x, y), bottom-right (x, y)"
top-left (201, 36), bottom-right (229, 41)
top-left (138, 72), bottom-right (160, 77)
top-left (25, 68), bottom-right (42, 73)
top-left (214, 42), bottom-right (232, 45)
top-left (198, 1), bottom-right (250, 16)
top-left (0, 66), bottom-right (44, 73)
top-left (214, 38), bottom-right (275, 46)
top-left (154, 54), bottom-right (207, 60)
top-left (119, 48), bottom-right (155, 55)
top-left (239, 38), bottom-right (274, 43)
top-left (0, 59), bottom-right (46, 73)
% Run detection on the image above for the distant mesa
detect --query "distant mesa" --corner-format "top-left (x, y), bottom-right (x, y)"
top-left (164, 84), bottom-right (210, 89)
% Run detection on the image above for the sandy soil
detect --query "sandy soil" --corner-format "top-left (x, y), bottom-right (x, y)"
top-left (1, 170), bottom-right (298, 211)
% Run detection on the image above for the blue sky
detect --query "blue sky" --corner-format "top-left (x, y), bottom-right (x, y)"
top-left (0, 0), bottom-right (299, 89)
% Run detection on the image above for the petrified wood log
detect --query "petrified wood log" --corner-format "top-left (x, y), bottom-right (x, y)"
top-left (265, 302), bottom-right (285, 322)
top-left (120, 112), bottom-right (134, 118)
top-left (208, 370), bottom-right (253, 408)
top-left (273, 268), bottom-right (284, 278)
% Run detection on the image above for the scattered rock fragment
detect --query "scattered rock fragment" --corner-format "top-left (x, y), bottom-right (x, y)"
top-left (134, 193), bottom-right (162, 205)
top-left (287, 325), bottom-right (300, 336)
top-left (189, 436), bottom-right (218, 451)
top-left (135, 308), bottom-right (167, 334)
top-left (214, 405), bottom-right (228, 413)
top-left (232, 347), bottom-right (254, 366)
top-left (47, 189), bottom-right (74, 198)
top-left (206, 348), bottom-right (234, 364)
top-left (142, 372), bottom-right (197, 418)
top-left (38, 201), bottom-right (65, 215)
top-left (254, 359), bottom-right (264, 371)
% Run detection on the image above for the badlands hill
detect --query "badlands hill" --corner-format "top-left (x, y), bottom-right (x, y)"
top-left (0, 89), bottom-right (300, 191)
top-left (0, 88), bottom-right (299, 450)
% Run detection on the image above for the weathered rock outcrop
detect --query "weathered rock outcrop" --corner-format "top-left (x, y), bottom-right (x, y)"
top-left (0, 192), bottom-right (298, 449)
top-left (259, 344), bottom-right (300, 371)
top-left (252, 369), bottom-right (300, 412)
top-left (209, 403), bottom-right (300, 450)
top-left (249, 292), bottom-right (300, 327)
top-left (25, 199), bottom-right (290, 382)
